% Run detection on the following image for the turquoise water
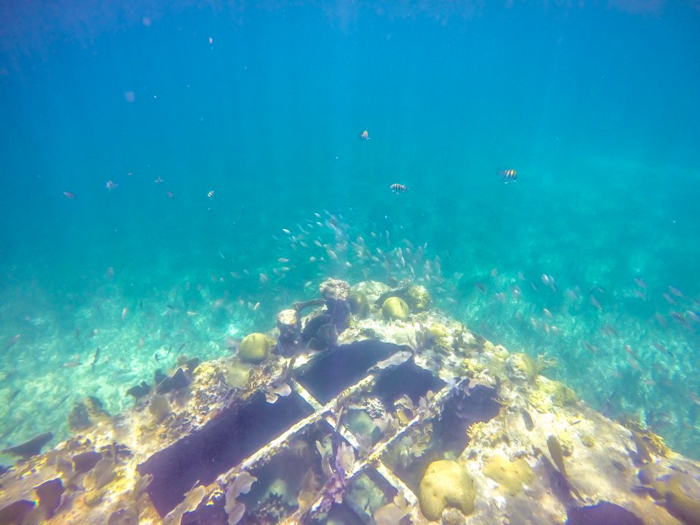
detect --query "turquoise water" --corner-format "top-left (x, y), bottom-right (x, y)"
top-left (1, 1), bottom-right (699, 459)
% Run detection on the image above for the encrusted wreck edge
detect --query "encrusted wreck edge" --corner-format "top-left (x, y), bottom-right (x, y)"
top-left (0, 279), bottom-right (698, 525)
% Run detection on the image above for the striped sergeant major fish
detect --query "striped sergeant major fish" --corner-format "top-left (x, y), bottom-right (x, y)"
top-left (390, 183), bottom-right (407, 194)
top-left (499, 169), bottom-right (518, 183)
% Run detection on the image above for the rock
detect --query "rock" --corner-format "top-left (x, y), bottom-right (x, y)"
top-left (381, 297), bottom-right (410, 321)
top-left (406, 284), bottom-right (432, 311)
top-left (483, 454), bottom-right (534, 495)
top-left (505, 353), bottom-right (537, 383)
top-left (239, 333), bottom-right (275, 363)
top-left (418, 460), bottom-right (476, 521)
top-left (276, 309), bottom-right (299, 341)
top-left (319, 278), bottom-right (350, 302)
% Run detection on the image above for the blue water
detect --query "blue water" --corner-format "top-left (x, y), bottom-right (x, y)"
top-left (1, 1), bottom-right (699, 458)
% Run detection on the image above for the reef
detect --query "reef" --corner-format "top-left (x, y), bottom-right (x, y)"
top-left (1, 278), bottom-right (699, 524)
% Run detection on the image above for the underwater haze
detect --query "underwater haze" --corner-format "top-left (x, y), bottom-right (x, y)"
top-left (1, 0), bottom-right (700, 461)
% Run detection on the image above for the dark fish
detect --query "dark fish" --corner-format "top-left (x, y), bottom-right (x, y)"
top-left (390, 183), bottom-right (407, 194)
top-left (90, 347), bottom-right (100, 370)
top-left (499, 169), bottom-right (518, 183)
top-left (653, 343), bottom-right (674, 358)
top-left (671, 311), bottom-right (687, 325)
top-left (547, 435), bottom-right (567, 477)
top-left (654, 313), bottom-right (668, 327)
top-left (669, 285), bottom-right (684, 298)
top-left (521, 408), bottom-right (535, 431)
top-left (63, 357), bottom-right (81, 368)
top-left (583, 341), bottom-right (598, 354)
top-left (5, 333), bottom-right (21, 349)
top-left (1, 432), bottom-right (53, 459)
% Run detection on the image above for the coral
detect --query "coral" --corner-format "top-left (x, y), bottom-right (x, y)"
top-left (624, 421), bottom-right (670, 458)
top-left (239, 333), bottom-right (275, 363)
top-left (580, 433), bottom-right (596, 448)
top-left (528, 378), bottom-right (577, 412)
top-left (418, 459), bottom-right (476, 520)
top-left (69, 402), bottom-right (93, 432)
top-left (85, 396), bottom-right (111, 422)
top-left (374, 493), bottom-right (410, 525)
top-left (249, 492), bottom-right (293, 524)
top-left (348, 291), bottom-right (370, 318)
top-left (381, 297), bottom-right (410, 321)
top-left (483, 454), bottom-right (534, 495)
top-left (428, 323), bottom-right (448, 339)
top-left (461, 358), bottom-right (486, 377)
top-left (148, 395), bottom-right (172, 422)
top-left (84, 490), bottom-right (105, 507)
top-left (505, 353), bottom-right (537, 383)
top-left (406, 284), bottom-right (432, 311)
top-left (225, 362), bottom-right (250, 389)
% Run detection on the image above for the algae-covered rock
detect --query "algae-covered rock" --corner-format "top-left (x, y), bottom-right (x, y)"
top-left (639, 463), bottom-right (700, 525)
top-left (382, 297), bottom-right (410, 321)
top-left (225, 362), bottom-right (251, 388)
top-left (505, 353), bottom-right (537, 383)
top-left (580, 433), bottom-right (596, 448)
top-left (239, 333), bottom-right (275, 363)
top-left (418, 459), bottom-right (475, 521)
top-left (406, 284), bottom-right (432, 312)
top-left (484, 454), bottom-right (534, 495)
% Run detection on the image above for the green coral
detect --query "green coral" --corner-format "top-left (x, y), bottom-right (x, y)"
top-left (419, 460), bottom-right (475, 520)
top-left (239, 333), bottom-right (275, 363)
top-left (382, 297), bottom-right (410, 321)
top-left (580, 433), bottom-right (596, 448)
top-left (528, 378), bottom-right (577, 412)
top-left (429, 323), bottom-right (448, 339)
top-left (461, 358), bottom-right (486, 377)
top-left (405, 284), bottom-right (432, 312)
top-left (348, 291), bottom-right (370, 317)
top-left (483, 455), bottom-right (534, 495)
top-left (505, 353), bottom-right (537, 383)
